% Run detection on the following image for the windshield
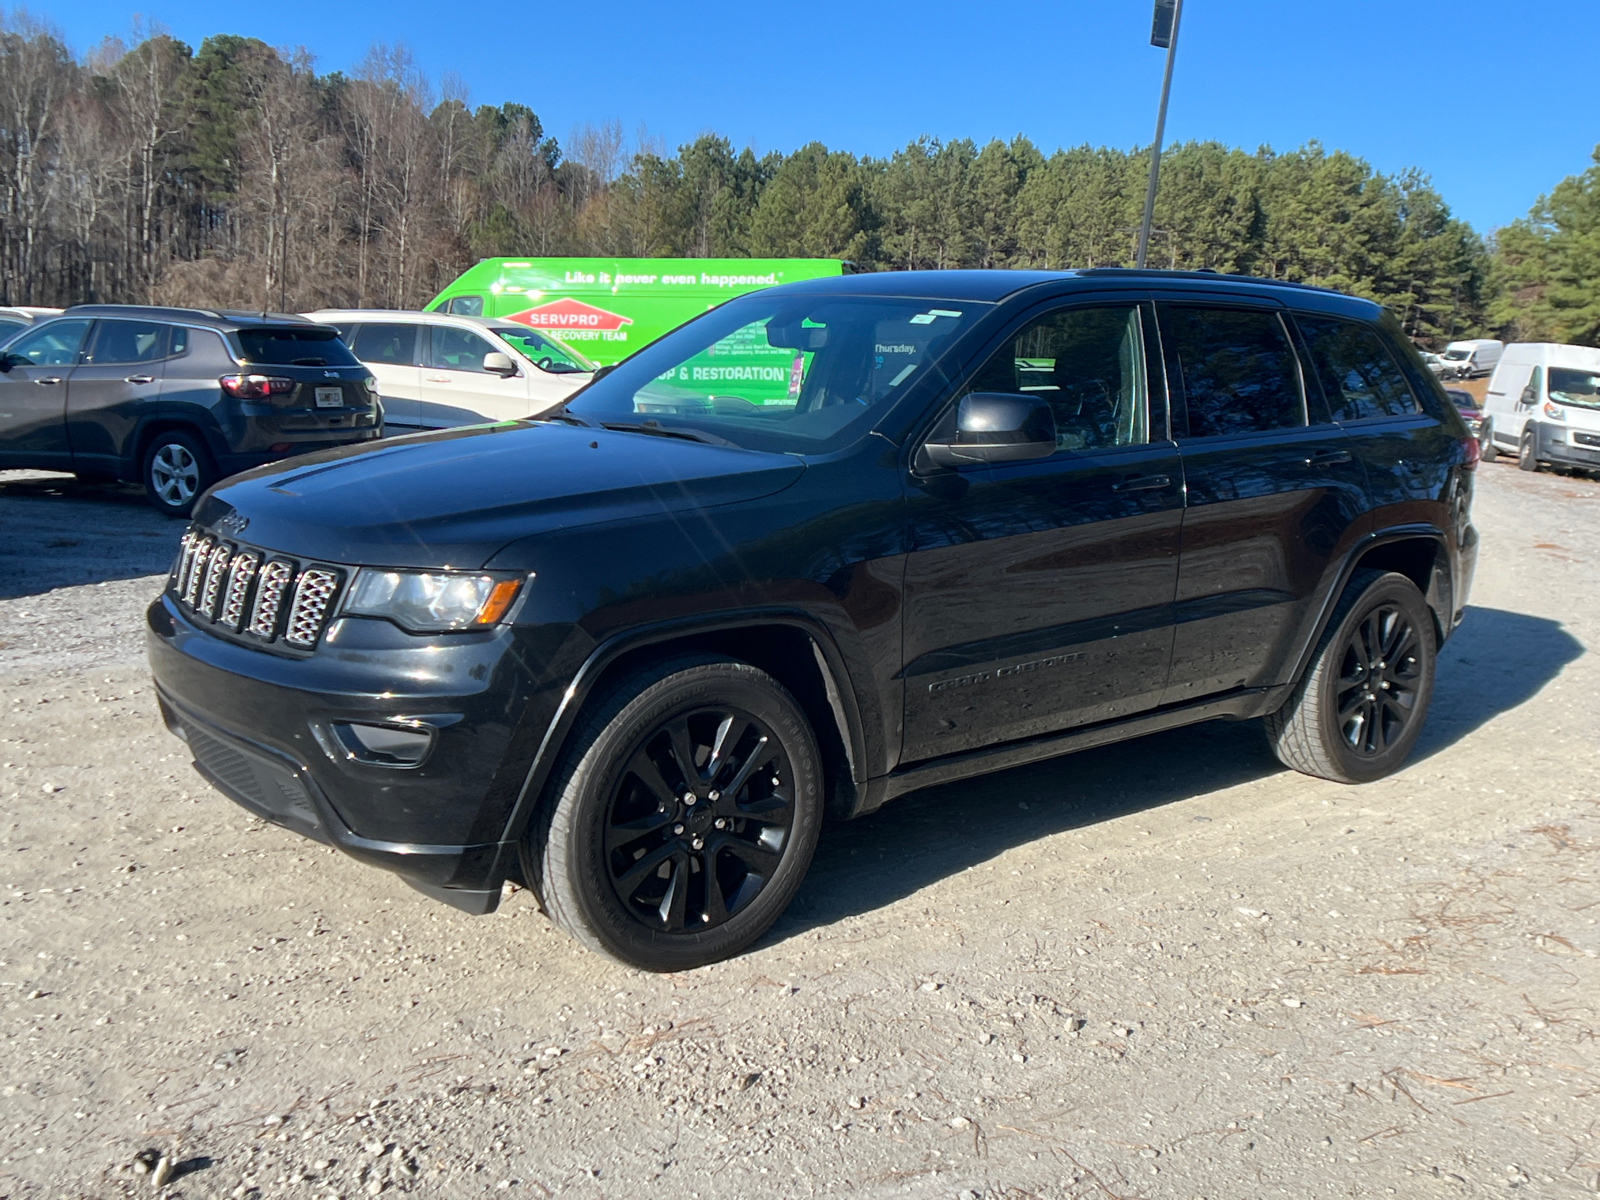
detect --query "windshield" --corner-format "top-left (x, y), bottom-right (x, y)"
top-left (562, 293), bottom-right (986, 453)
top-left (1549, 366), bottom-right (1600, 410)
top-left (1442, 349), bottom-right (1470, 360)
top-left (490, 326), bottom-right (596, 374)
top-left (237, 327), bottom-right (361, 367)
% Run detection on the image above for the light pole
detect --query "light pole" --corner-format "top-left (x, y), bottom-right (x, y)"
top-left (1136, 0), bottom-right (1184, 269)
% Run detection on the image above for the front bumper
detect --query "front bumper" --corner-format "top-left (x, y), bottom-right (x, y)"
top-left (1536, 422), bottom-right (1600, 468)
top-left (146, 593), bottom-right (541, 913)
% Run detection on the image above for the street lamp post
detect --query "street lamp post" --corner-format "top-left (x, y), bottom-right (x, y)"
top-left (1136, 0), bottom-right (1184, 269)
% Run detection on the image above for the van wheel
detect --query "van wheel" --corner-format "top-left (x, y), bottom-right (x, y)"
top-left (523, 656), bottom-right (823, 971)
top-left (1518, 428), bottom-right (1541, 473)
top-left (1478, 421), bottom-right (1496, 462)
top-left (143, 431), bottom-right (216, 517)
top-left (1264, 570), bottom-right (1436, 785)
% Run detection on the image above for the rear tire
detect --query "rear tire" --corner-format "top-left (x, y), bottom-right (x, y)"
top-left (1518, 428), bottom-right (1541, 473)
top-left (1264, 570), bottom-right (1436, 784)
top-left (523, 656), bottom-right (823, 971)
top-left (142, 430), bottom-right (216, 517)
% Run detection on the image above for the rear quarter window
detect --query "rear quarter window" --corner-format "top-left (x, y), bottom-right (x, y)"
top-left (235, 327), bottom-right (361, 367)
top-left (1296, 315), bottom-right (1419, 421)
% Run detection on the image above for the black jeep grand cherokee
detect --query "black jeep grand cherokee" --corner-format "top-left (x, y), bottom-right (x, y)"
top-left (148, 270), bottom-right (1478, 970)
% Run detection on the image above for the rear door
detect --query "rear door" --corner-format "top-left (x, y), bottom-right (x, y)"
top-left (419, 324), bottom-right (531, 427)
top-left (350, 322), bottom-right (423, 432)
top-left (901, 298), bottom-right (1184, 760)
top-left (0, 318), bottom-right (91, 470)
top-left (66, 317), bottom-right (170, 475)
top-left (1294, 312), bottom-right (1458, 522)
top-left (1157, 300), bottom-right (1368, 706)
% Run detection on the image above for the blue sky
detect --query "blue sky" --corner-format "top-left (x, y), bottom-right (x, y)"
top-left (36, 0), bottom-right (1600, 234)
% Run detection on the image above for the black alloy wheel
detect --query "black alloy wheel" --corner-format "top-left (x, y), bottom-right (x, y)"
top-left (1331, 602), bottom-right (1424, 758)
top-left (604, 706), bottom-right (795, 935)
top-left (1264, 569), bottom-right (1436, 784)
top-left (526, 656), bottom-right (823, 970)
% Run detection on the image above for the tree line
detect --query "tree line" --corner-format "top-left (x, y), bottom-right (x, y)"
top-left (1, 18), bottom-right (1594, 346)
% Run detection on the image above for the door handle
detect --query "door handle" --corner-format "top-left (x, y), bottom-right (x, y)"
top-left (1305, 449), bottom-right (1352, 466)
top-left (424, 374), bottom-right (451, 383)
top-left (1110, 473), bottom-right (1172, 492)
top-left (35, 377), bottom-right (61, 385)
top-left (124, 374), bottom-right (155, 384)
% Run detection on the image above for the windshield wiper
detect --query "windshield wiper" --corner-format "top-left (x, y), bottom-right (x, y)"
top-left (540, 406), bottom-right (598, 428)
top-left (600, 420), bottom-right (735, 447)
top-left (291, 357), bottom-right (328, 366)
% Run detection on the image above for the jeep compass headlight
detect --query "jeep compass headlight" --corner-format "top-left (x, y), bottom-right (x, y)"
top-left (343, 569), bottom-right (523, 632)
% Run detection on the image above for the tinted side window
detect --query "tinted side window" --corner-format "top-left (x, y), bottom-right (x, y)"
top-left (86, 318), bottom-right (169, 365)
top-left (353, 323), bottom-right (419, 366)
top-left (5, 319), bottom-right (91, 366)
top-left (1297, 316), bottom-right (1418, 420)
top-left (1164, 307), bottom-right (1305, 438)
top-left (446, 296), bottom-right (484, 316)
top-left (426, 326), bottom-right (496, 373)
top-left (963, 304), bottom-right (1148, 450)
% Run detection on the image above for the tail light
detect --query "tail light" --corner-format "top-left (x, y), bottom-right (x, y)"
top-left (221, 374), bottom-right (295, 399)
top-left (1460, 434), bottom-right (1480, 470)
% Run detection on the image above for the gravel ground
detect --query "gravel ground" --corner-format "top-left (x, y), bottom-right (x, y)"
top-left (1, 463), bottom-right (1597, 1200)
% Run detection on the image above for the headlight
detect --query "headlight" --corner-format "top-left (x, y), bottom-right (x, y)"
top-left (1542, 401), bottom-right (1566, 421)
top-left (343, 569), bottom-right (524, 632)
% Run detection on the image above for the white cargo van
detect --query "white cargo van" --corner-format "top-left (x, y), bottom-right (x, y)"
top-left (1480, 342), bottom-right (1600, 472)
top-left (1438, 338), bottom-right (1503, 380)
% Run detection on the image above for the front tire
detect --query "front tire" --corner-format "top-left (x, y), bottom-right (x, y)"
top-left (1518, 428), bottom-right (1541, 473)
top-left (1264, 570), bottom-right (1436, 784)
top-left (142, 431), bottom-right (216, 517)
top-left (524, 656), bottom-right (823, 971)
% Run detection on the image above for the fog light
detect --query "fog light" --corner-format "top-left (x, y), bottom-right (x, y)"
top-left (329, 721), bottom-right (434, 767)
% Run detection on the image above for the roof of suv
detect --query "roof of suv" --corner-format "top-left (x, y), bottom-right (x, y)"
top-left (63, 304), bottom-right (328, 330)
top-left (775, 268), bottom-right (1381, 316)
top-left (303, 309), bottom-right (531, 331)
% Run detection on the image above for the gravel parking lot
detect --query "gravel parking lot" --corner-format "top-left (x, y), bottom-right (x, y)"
top-left (2, 463), bottom-right (1597, 1199)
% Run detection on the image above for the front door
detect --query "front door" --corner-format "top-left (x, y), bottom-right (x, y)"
top-left (1156, 301), bottom-right (1368, 706)
top-left (66, 317), bottom-right (170, 474)
top-left (901, 300), bottom-right (1183, 763)
top-left (0, 318), bottom-right (92, 470)
top-left (419, 324), bottom-right (530, 427)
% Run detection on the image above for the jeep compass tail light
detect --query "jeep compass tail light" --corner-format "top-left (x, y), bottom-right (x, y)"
top-left (220, 373), bottom-right (295, 399)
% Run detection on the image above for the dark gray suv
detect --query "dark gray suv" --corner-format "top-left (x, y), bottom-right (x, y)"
top-left (0, 305), bottom-right (382, 515)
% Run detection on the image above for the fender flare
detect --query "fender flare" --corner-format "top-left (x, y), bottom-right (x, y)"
top-left (1284, 525), bottom-right (1452, 688)
top-left (497, 608), bottom-right (871, 845)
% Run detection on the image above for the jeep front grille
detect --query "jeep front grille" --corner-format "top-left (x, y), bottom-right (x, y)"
top-left (171, 526), bottom-right (344, 651)
top-left (284, 569), bottom-right (340, 647)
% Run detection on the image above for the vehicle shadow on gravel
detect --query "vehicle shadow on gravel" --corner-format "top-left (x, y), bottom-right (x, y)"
top-left (779, 604), bottom-right (1582, 937)
top-left (1413, 604), bottom-right (1584, 759)
top-left (0, 472), bottom-right (180, 599)
top-left (781, 718), bottom-right (1278, 936)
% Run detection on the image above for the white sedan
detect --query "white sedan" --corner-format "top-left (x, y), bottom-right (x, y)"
top-left (304, 309), bottom-right (596, 434)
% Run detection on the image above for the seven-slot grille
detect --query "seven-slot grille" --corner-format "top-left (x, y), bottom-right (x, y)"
top-left (172, 528), bottom-right (345, 650)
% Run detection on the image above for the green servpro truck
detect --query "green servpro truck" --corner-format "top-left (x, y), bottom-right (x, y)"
top-left (426, 258), bottom-right (850, 367)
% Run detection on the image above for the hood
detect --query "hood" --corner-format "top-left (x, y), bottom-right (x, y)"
top-left (194, 421), bottom-right (806, 568)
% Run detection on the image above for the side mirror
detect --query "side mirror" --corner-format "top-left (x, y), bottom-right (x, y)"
top-left (482, 351), bottom-right (518, 377)
top-left (923, 392), bottom-right (1057, 468)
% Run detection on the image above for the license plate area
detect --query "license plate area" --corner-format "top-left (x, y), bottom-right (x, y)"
top-left (314, 386), bottom-right (344, 409)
